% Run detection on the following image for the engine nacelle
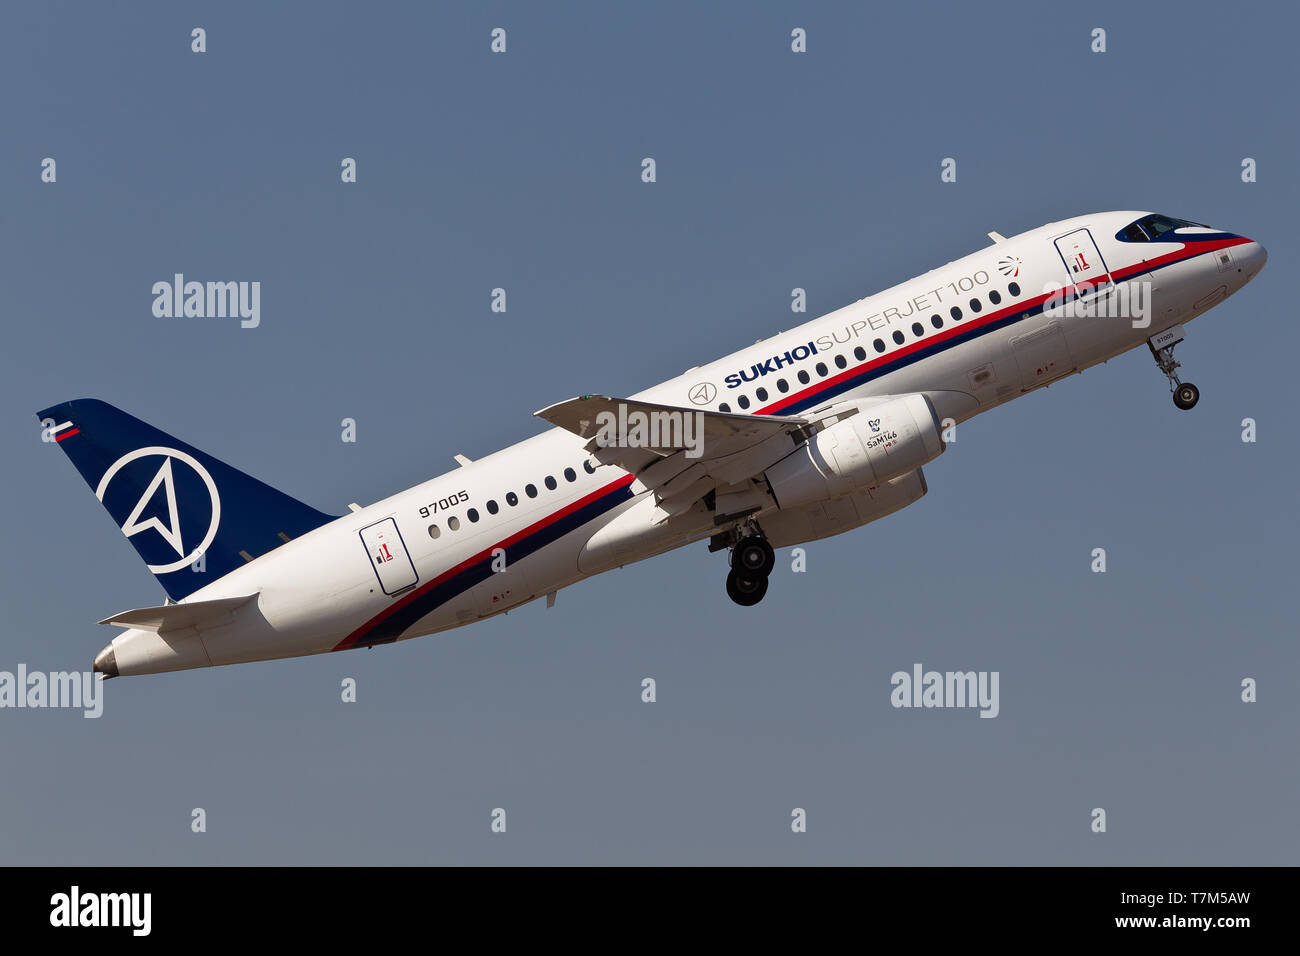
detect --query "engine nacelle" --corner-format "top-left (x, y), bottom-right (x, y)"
top-left (763, 394), bottom-right (944, 511)
top-left (762, 467), bottom-right (929, 548)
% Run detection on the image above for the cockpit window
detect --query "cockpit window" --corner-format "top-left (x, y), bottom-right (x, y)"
top-left (1141, 215), bottom-right (1181, 238)
top-left (1117, 214), bottom-right (1212, 242)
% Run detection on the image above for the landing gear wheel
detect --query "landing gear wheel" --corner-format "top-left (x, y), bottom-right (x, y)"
top-left (731, 537), bottom-right (775, 577)
top-left (726, 569), bottom-right (768, 607)
top-left (1173, 382), bottom-right (1200, 410)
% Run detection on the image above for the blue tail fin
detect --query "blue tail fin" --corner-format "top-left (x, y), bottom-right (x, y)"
top-left (38, 398), bottom-right (338, 601)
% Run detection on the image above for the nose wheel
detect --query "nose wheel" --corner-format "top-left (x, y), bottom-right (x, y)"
top-left (726, 530), bottom-right (774, 607)
top-left (1173, 382), bottom-right (1200, 410)
top-left (1148, 328), bottom-right (1199, 411)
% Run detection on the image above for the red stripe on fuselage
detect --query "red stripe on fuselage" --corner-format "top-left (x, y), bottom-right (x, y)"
top-left (329, 236), bottom-right (1249, 649)
top-left (758, 237), bottom-right (1249, 416)
top-left (332, 473), bottom-right (637, 651)
top-left (55, 427), bottom-right (80, 441)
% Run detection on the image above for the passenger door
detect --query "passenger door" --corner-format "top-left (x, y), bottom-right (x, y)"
top-left (359, 517), bottom-right (418, 596)
top-left (1054, 228), bottom-right (1114, 300)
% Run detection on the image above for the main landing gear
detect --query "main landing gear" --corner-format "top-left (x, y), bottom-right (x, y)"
top-left (725, 525), bottom-right (774, 607)
top-left (1148, 326), bottom-right (1199, 411)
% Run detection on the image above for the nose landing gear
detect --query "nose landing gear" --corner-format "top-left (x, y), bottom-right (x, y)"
top-left (725, 525), bottom-right (774, 607)
top-left (1148, 326), bottom-right (1199, 411)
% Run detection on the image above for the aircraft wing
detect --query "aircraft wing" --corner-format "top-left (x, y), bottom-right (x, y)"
top-left (534, 395), bottom-right (811, 476)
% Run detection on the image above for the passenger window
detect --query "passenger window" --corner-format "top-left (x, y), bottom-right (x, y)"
top-left (969, 298), bottom-right (982, 313)
top-left (988, 290), bottom-right (1001, 305)
top-left (892, 330), bottom-right (905, 345)
top-left (854, 346), bottom-right (866, 361)
top-left (756, 387), bottom-right (768, 401)
top-left (448, 516), bottom-right (461, 531)
top-left (583, 459), bottom-right (596, 474)
top-left (544, 475), bottom-right (557, 491)
top-left (738, 395), bottom-right (751, 409)
top-left (506, 491), bottom-right (518, 506)
top-left (1008, 281), bottom-right (1021, 297)
top-left (487, 500), bottom-right (499, 515)
top-left (798, 370), bottom-right (810, 384)
top-left (874, 339), bottom-right (886, 353)
top-left (912, 322), bottom-right (924, 337)
top-left (777, 379), bottom-right (789, 393)
top-left (428, 524), bottom-right (440, 539)
top-left (467, 508), bottom-right (479, 522)
top-left (525, 484), bottom-right (537, 498)
top-left (834, 354), bottom-right (847, 369)
top-left (816, 362), bottom-right (828, 377)
top-left (950, 306), bottom-right (962, 320)
top-left (718, 402), bottom-right (730, 412)
top-left (564, 467), bottom-right (576, 482)
top-left (931, 314), bottom-right (943, 329)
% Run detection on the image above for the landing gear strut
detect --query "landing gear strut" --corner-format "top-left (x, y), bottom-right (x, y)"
top-left (1148, 327), bottom-right (1199, 411)
top-left (725, 524), bottom-right (774, 607)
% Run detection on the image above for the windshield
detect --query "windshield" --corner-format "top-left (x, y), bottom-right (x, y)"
top-left (1117, 214), bottom-right (1212, 241)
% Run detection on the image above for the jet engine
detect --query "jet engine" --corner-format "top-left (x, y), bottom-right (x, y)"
top-left (763, 394), bottom-right (944, 511)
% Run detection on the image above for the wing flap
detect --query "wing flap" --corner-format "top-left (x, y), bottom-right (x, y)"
top-left (534, 395), bottom-right (809, 473)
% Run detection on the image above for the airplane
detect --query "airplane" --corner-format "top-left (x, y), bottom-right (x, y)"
top-left (38, 210), bottom-right (1266, 678)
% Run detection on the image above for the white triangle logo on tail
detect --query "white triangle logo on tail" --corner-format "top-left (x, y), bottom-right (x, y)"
top-left (95, 446), bottom-right (222, 575)
top-left (120, 457), bottom-right (185, 557)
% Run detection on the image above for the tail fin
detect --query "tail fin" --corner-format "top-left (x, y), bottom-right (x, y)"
top-left (38, 398), bottom-right (338, 601)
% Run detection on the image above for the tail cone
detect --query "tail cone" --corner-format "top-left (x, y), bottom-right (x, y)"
top-left (93, 644), bottom-right (118, 679)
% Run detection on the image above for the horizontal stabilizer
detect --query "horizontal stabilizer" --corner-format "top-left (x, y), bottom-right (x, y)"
top-left (98, 593), bottom-right (258, 632)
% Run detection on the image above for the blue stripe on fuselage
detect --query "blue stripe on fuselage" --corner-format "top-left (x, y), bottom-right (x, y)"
top-left (346, 239), bottom-right (1233, 645)
top-left (763, 241), bottom-right (1226, 416)
top-left (353, 478), bottom-right (636, 646)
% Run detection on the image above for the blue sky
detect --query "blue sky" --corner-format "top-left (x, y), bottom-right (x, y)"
top-left (0, 0), bottom-right (1295, 863)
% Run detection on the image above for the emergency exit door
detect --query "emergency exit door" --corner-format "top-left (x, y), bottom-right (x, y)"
top-left (359, 517), bottom-right (418, 595)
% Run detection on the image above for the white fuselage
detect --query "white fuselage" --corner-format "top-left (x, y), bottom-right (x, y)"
top-left (106, 211), bottom-right (1267, 675)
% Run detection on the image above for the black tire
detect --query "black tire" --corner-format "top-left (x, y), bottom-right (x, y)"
top-left (732, 537), bottom-right (775, 577)
top-left (726, 569), bottom-right (768, 607)
top-left (1173, 382), bottom-right (1199, 410)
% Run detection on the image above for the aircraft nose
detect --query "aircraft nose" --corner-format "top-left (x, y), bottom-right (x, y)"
top-left (1247, 240), bottom-right (1268, 272)
top-left (1235, 238), bottom-right (1267, 275)
top-left (93, 642), bottom-right (118, 679)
